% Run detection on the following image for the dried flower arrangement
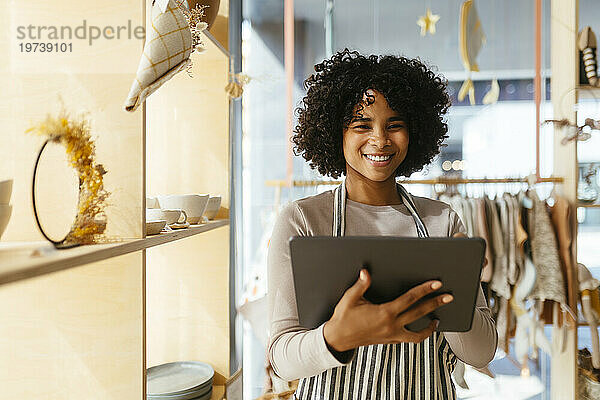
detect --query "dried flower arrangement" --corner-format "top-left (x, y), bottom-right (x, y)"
top-left (179, 0), bottom-right (209, 77)
top-left (27, 110), bottom-right (110, 246)
top-left (178, 0), bottom-right (209, 55)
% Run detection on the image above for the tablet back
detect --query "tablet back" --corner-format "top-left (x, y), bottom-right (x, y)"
top-left (289, 236), bottom-right (485, 332)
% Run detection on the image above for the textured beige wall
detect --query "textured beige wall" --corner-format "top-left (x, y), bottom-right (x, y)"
top-left (0, 253), bottom-right (144, 399)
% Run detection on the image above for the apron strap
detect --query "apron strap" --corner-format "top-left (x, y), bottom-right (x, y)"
top-left (333, 179), bottom-right (428, 238)
top-left (396, 184), bottom-right (429, 238)
top-left (333, 179), bottom-right (345, 237)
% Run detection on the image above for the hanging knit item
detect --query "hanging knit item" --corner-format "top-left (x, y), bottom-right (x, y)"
top-left (482, 78), bottom-right (500, 105)
top-left (527, 194), bottom-right (566, 304)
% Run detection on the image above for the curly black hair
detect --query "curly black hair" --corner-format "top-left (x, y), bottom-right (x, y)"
top-left (292, 49), bottom-right (451, 179)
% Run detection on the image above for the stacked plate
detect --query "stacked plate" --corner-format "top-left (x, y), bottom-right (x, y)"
top-left (148, 361), bottom-right (214, 400)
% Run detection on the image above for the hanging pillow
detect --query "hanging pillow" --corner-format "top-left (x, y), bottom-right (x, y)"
top-left (124, 0), bottom-right (207, 112)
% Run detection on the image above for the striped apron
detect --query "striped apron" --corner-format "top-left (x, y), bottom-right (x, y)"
top-left (294, 180), bottom-right (457, 400)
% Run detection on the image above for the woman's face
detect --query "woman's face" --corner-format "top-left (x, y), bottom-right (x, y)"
top-left (343, 89), bottom-right (409, 182)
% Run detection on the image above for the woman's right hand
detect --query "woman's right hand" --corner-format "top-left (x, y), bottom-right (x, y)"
top-left (323, 269), bottom-right (454, 353)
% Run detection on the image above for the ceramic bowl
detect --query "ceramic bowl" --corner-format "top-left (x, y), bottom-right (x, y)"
top-left (202, 196), bottom-right (221, 220)
top-left (0, 204), bottom-right (12, 239)
top-left (146, 220), bottom-right (167, 235)
top-left (0, 179), bottom-right (13, 205)
top-left (146, 197), bottom-right (160, 209)
top-left (146, 208), bottom-right (187, 225)
top-left (157, 194), bottom-right (209, 224)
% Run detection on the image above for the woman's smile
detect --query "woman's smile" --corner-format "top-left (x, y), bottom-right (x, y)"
top-left (362, 152), bottom-right (396, 166)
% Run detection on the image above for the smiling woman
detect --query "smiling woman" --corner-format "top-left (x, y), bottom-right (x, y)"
top-left (268, 49), bottom-right (497, 400)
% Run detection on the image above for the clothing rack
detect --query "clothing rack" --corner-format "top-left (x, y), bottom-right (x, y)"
top-left (265, 176), bottom-right (564, 188)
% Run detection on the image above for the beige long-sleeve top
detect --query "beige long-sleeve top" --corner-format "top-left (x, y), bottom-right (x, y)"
top-left (267, 190), bottom-right (498, 382)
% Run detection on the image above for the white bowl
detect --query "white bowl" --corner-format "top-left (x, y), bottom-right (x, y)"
top-left (0, 180), bottom-right (13, 205)
top-left (146, 220), bottom-right (167, 235)
top-left (157, 194), bottom-right (209, 224)
top-left (146, 197), bottom-right (159, 209)
top-left (202, 196), bottom-right (221, 220)
top-left (146, 208), bottom-right (187, 225)
top-left (0, 204), bottom-right (12, 240)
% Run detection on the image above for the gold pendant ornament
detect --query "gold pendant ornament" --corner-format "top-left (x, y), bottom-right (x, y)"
top-left (458, 79), bottom-right (476, 106)
top-left (225, 72), bottom-right (251, 99)
top-left (459, 0), bottom-right (485, 105)
top-left (482, 78), bottom-right (500, 105)
top-left (417, 8), bottom-right (440, 37)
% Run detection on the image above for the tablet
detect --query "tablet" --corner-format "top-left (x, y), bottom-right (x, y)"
top-left (289, 236), bottom-right (485, 332)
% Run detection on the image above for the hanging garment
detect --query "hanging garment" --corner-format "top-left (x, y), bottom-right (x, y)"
top-left (502, 193), bottom-right (521, 285)
top-left (515, 193), bottom-right (529, 277)
top-left (474, 198), bottom-right (494, 282)
top-left (549, 195), bottom-right (576, 310)
top-left (440, 194), bottom-right (473, 237)
top-left (461, 197), bottom-right (475, 237)
top-left (496, 297), bottom-right (510, 353)
top-left (440, 195), bottom-right (465, 233)
top-left (487, 197), bottom-right (510, 299)
top-left (527, 193), bottom-right (566, 304)
top-left (511, 258), bottom-right (553, 365)
top-left (541, 300), bottom-right (560, 326)
top-left (496, 196), bottom-right (511, 283)
top-left (542, 195), bottom-right (575, 326)
top-left (579, 263), bottom-right (600, 369)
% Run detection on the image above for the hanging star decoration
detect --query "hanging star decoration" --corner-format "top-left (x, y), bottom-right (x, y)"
top-left (417, 8), bottom-right (440, 36)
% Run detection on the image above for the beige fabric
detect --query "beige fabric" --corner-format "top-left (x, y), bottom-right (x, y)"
top-left (505, 193), bottom-right (523, 286)
top-left (488, 197), bottom-right (509, 298)
top-left (528, 193), bottom-right (566, 304)
top-left (549, 196), bottom-right (576, 310)
top-left (124, 0), bottom-right (193, 112)
top-left (267, 190), bottom-right (498, 381)
top-left (474, 198), bottom-right (494, 282)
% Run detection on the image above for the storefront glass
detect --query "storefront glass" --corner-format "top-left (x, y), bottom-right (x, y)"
top-left (240, 1), bottom-right (564, 398)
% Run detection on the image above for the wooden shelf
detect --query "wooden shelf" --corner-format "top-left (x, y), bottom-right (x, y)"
top-left (211, 385), bottom-right (225, 400)
top-left (578, 202), bottom-right (600, 208)
top-left (265, 176), bottom-right (564, 188)
top-left (577, 85), bottom-right (600, 99)
top-left (577, 321), bottom-right (600, 328)
top-left (204, 30), bottom-right (230, 58)
top-left (0, 219), bottom-right (229, 286)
